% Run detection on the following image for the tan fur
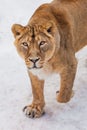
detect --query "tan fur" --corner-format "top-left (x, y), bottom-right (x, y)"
top-left (12, 0), bottom-right (87, 118)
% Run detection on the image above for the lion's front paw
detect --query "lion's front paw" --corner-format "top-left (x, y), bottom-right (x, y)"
top-left (56, 90), bottom-right (74, 103)
top-left (23, 104), bottom-right (45, 118)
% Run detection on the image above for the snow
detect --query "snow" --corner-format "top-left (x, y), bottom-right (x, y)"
top-left (0, 0), bottom-right (87, 130)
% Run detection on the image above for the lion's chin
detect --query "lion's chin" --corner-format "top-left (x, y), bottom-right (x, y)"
top-left (27, 66), bottom-right (50, 80)
top-left (27, 62), bottom-right (53, 80)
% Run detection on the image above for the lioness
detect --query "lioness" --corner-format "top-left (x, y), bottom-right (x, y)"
top-left (12, 0), bottom-right (87, 118)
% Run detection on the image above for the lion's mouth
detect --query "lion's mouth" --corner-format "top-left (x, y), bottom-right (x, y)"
top-left (28, 65), bottom-right (43, 70)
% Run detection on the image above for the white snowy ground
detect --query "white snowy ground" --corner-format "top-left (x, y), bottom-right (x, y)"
top-left (0, 0), bottom-right (87, 130)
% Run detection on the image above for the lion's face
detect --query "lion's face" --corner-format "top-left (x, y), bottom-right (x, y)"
top-left (12, 22), bottom-right (60, 71)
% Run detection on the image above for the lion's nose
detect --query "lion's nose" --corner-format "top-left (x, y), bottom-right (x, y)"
top-left (29, 58), bottom-right (40, 63)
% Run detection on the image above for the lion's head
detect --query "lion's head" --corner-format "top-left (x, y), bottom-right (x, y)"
top-left (11, 20), bottom-right (60, 72)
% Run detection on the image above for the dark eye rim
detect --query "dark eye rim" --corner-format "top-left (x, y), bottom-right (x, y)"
top-left (21, 42), bottom-right (28, 47)
top-left (39, 41), bottom-right (46, 46)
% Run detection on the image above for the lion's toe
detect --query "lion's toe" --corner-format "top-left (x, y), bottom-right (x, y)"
top-left (23, 104), bottom-right (45, 118)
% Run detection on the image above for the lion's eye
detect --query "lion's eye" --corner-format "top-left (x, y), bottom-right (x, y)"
top-left (21, 42), bottom-right (28, 48)
top-left (39, 41), bottom-right (46, 46)
top-left (47, 27), bottom-right (51, 33)
top-left (22, 42), bottom-right (28, 46)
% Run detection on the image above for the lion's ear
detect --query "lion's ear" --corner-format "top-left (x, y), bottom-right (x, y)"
top-left (11, 24), bottom-right (24, 38)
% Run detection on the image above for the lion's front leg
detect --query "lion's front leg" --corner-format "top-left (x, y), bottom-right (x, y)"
top-left (57, 62), bottom-right (77, 103)
top-left (23, 72), bottom-right (45, 118)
